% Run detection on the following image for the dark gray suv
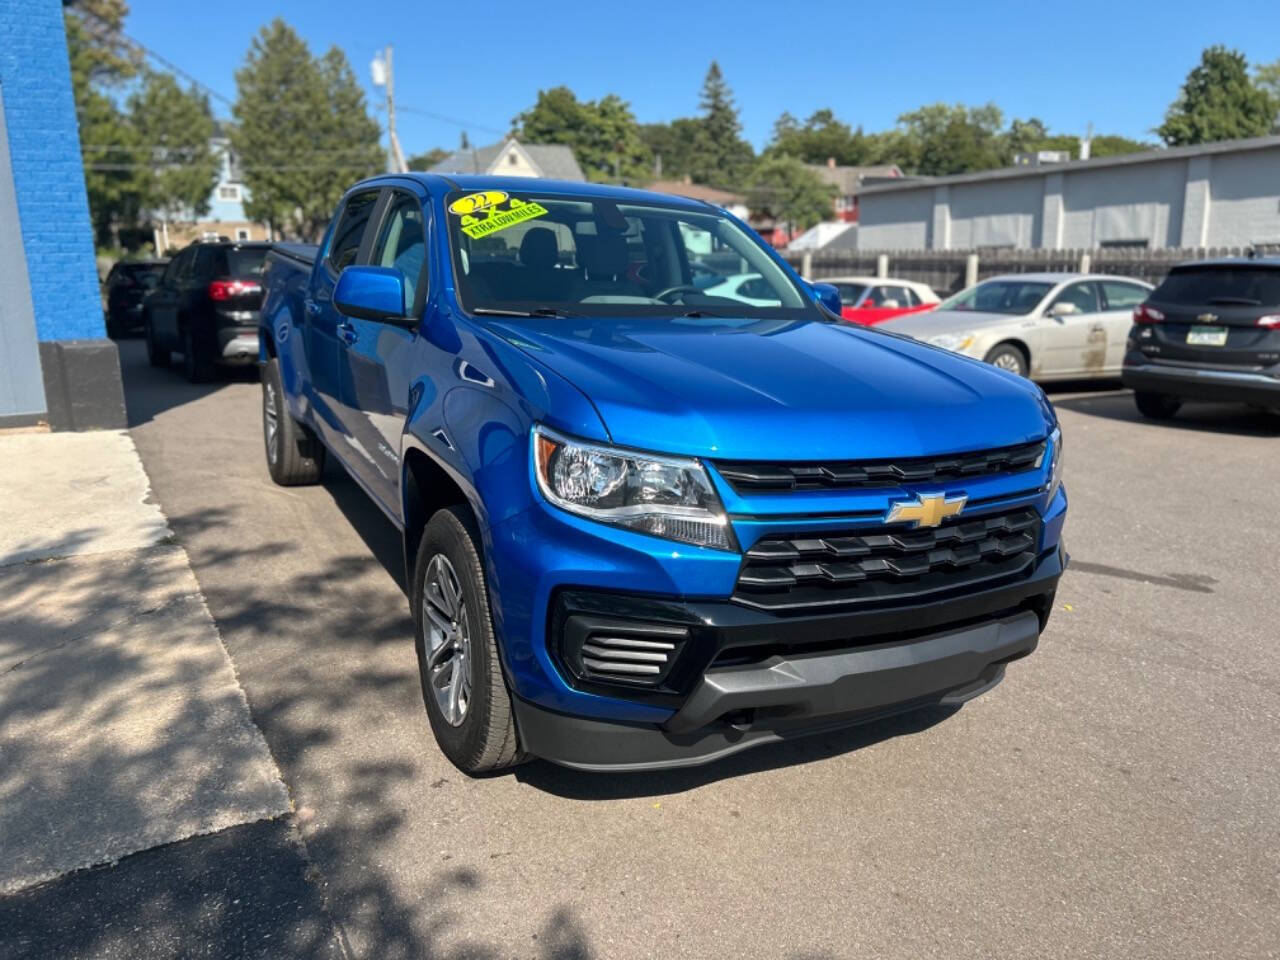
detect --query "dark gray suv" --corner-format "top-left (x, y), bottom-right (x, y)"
top-left (1123, 257), bottom-right (1280, 419)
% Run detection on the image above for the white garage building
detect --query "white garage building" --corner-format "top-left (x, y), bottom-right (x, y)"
top-left (856, 135), bottom-right (1280, 252)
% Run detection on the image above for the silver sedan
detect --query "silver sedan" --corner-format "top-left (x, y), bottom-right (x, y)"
top-left (881, 272), bottom-right (1152, 380)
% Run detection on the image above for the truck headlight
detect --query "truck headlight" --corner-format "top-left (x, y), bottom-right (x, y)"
top-left (533, 426), bottom-right (735, 551)
top-left (1040, 426), bottom-right (1064, 499)
top-left (927, 331), bottom-right (976, 352)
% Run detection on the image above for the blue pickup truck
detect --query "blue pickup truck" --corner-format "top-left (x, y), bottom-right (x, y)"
top-left (258, 175), bottom-right (1067, 774)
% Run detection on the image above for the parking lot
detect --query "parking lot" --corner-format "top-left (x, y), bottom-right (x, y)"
top-left (115, 339), bottom-right (1280, 960)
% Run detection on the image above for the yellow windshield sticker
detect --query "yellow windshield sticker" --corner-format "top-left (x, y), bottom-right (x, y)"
top-left (448, 191), bottom-right (509, 217)
top-left (449, 191), bottom-right (549, 240)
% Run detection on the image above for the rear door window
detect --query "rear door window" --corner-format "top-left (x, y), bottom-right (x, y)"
top-left (834, 282), bottom-right (866, 306)
top-left (1100, 281), bottom-right (1148, 310)
top-left (327, 190), bottom-right (380, 273)
top-left (226, 247), bottom-right (268, 278)
top-left (1151, 266), bottom-right (1280, 307)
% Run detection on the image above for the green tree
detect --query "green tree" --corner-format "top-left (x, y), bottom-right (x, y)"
top-left (894, 103), bottom-right (1004, 175)
top-left (747, 154), bottom-right (833, 233)
top-left (128, 72), bottom-right (218, 223)
top-left (639, 117), bottom-right (701, 180)
top-left (1157, 46), bottom-right (1276, 146)
top-left (765, 109), bottom-right (877, 166)
top-left (407, 147), bottom-right (449, 171)
top-left (689, 61), bottom-right (754, 187)
top-left (513, 86), bottom-right (651, 182)
top-left (231, 20), bottom-right (382, 240)
top-left (1253, 58), bottom-right (1280, 131)
top-left (64, 0), bottom-right (147, 247)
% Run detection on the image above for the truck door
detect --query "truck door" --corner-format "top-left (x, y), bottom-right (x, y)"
top-left (306, 188), bottom-right (380, 448)
top-left (336, 187), bottom-right (427, 516)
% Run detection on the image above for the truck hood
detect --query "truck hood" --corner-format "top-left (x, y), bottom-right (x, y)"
top-left (490, 315), bottom-right (1050, 461)
top-left (880, 309), bottom-right (1025, 339)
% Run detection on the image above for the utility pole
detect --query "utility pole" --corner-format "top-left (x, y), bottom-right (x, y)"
top-left (371, 46), bottom-right (407, 174)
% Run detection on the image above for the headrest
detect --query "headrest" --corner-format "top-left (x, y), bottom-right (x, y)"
top-left (580, 233), bottom-right (627, 279)
top-left (518, 227), bottom-right (558, 270)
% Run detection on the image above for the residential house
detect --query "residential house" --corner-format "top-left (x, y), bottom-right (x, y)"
top-left (164, 130), bottom-right (269, 249)
top-left (428, 138), bottom-right (585, 181)
top-left (807, 158), bottom-right (903, 223)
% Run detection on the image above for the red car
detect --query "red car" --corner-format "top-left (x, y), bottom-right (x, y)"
top-left (822, 276), bottom-right (941, 325)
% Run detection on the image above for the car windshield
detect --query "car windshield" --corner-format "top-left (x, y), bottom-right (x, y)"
top-left (1151, 266), bottom-right (1280, 307)
top-left (939, 280), bottom-right (1054, 315)
top-left (444, 189), bottom-right (811, 317)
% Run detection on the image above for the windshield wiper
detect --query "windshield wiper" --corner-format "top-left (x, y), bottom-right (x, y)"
top-left (676, 308), bottom-right (734, 318)
top-left (1205, 296), bottom-right (1261, 306)
top-left (471, 306), bottom-right (579, 318)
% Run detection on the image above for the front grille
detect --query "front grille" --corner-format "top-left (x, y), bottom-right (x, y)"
top-left (714, 441), bottom-right (1044, 493)
top-left (734, 507), bottom-right (1040, 611)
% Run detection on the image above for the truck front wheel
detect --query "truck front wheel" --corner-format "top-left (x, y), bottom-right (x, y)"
top-left (413, 506), bottom-right (523, 774)
top-left (262, 357), bottom-right (325, 485)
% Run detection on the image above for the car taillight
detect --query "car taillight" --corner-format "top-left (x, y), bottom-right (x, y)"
top-left (208, 280), bottom-right (261, 301)
top-left (1133, 304), bottom-right (1164, 324)
top-left (1258, 315), bottom-right (1280, 328)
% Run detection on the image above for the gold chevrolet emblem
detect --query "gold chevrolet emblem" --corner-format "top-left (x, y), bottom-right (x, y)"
top-left (885, 492), bottom-right (968, 528)
top-left (1196, 313), bottom-right (1219, 323)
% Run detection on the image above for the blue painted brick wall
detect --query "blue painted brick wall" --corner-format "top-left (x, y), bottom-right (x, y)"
top-left (0, 0), bottom-right (105, 342)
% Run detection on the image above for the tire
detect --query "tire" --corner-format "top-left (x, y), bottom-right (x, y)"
top-left (145, 314), bottom-right (169, 367)
top-left (181, 324), bottom-right (213, 383)
top-left (1134, 391), bottom-right (1181, 420)
top-left (983, 342), bottom-right (1029, 378)
top-left (262, 357), bottom-right (325, 485)
top-left (413, 506), bottom-right (523, 775)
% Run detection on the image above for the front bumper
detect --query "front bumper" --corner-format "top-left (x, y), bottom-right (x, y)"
top-left (513, 546), bottom-right (1063, 770)
top-left (1122, 360), bottom-right (1280, 409)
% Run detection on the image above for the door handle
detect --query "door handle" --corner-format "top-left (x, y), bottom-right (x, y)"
top-left (304, 299), bottom-right (321, 317)
top-left (337, 320), bottom-right (358, 344)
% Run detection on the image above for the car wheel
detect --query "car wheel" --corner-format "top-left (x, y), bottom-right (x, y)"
top-left (145, 315), bottom-right (169, 367)
top-left (984, 343), bottom-right (1029, 378)
top-left (1134, 391), bottom-right (1181, 420)
top-left (262, 357), bottom-right (325, 485)
top-left (181, 324), bottom-right (212, 383)
top-left (413, 506), bottom-right (523, 775)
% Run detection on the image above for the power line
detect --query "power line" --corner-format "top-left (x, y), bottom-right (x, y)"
top-left (396, 104), bottom-right (506, 136)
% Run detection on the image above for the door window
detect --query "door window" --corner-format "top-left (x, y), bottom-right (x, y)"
top-left (1100, 281), bottom-right (1148, 310)
top-left (370, 192), bottom-right (428, 311)
top-left (1051, 282), bottom-right (1101, 314)
top-left (193, 246), bottom-right (217, 281)
top-left (164, 248), bottom-right (193, 285)
top-left (327, 190), bottom-right (380, 273)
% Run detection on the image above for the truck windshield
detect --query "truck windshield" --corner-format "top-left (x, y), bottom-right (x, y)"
top-left (444, 189), bottom-right (811, 317)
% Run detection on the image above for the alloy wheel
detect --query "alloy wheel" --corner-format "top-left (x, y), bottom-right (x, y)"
top-left (263, 380), bottom-right (280, 464)
top-left (422, 553), bottom-right (472, 726)
top-left (992, 353), bottom-right (1022, 373)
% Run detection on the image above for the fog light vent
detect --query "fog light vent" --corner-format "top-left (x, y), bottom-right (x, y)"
top-left (561, 615), bottom-right (690, 688)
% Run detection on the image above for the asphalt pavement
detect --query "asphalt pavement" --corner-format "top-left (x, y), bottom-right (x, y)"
top-left (114, 338), bottom-right (1280, 959)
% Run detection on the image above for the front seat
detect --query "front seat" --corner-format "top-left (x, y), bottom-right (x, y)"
top-left (577, 233), bottom-right (643, 299)
top-left (518, 227), bottom-right (569, 302)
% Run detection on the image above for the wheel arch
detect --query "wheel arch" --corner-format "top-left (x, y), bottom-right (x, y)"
top-left (402, 444), bottom-right (475, 590)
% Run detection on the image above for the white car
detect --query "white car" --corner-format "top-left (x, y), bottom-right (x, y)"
top-left (881, 272), bottom-right (1153, 380)
top-left (702, 272), bottom-right (781, 307)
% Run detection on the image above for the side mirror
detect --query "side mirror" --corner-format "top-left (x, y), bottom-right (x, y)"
top-left (811, 282), bottom-right (843, 316)
top-left (1048, 302), bottom-right (1079, 319)
top-left (334, 266), bottom-right (408, 323)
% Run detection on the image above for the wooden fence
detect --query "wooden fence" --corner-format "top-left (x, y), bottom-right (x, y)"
top-left (782, 247), bottom-right (1254, 295)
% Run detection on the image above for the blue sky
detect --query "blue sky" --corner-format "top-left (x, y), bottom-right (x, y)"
top-left (125, 0), bottom-right (1280, 156)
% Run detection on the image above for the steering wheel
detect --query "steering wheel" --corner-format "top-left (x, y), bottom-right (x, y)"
top-left (653, 284), bottom-right (704, 303)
